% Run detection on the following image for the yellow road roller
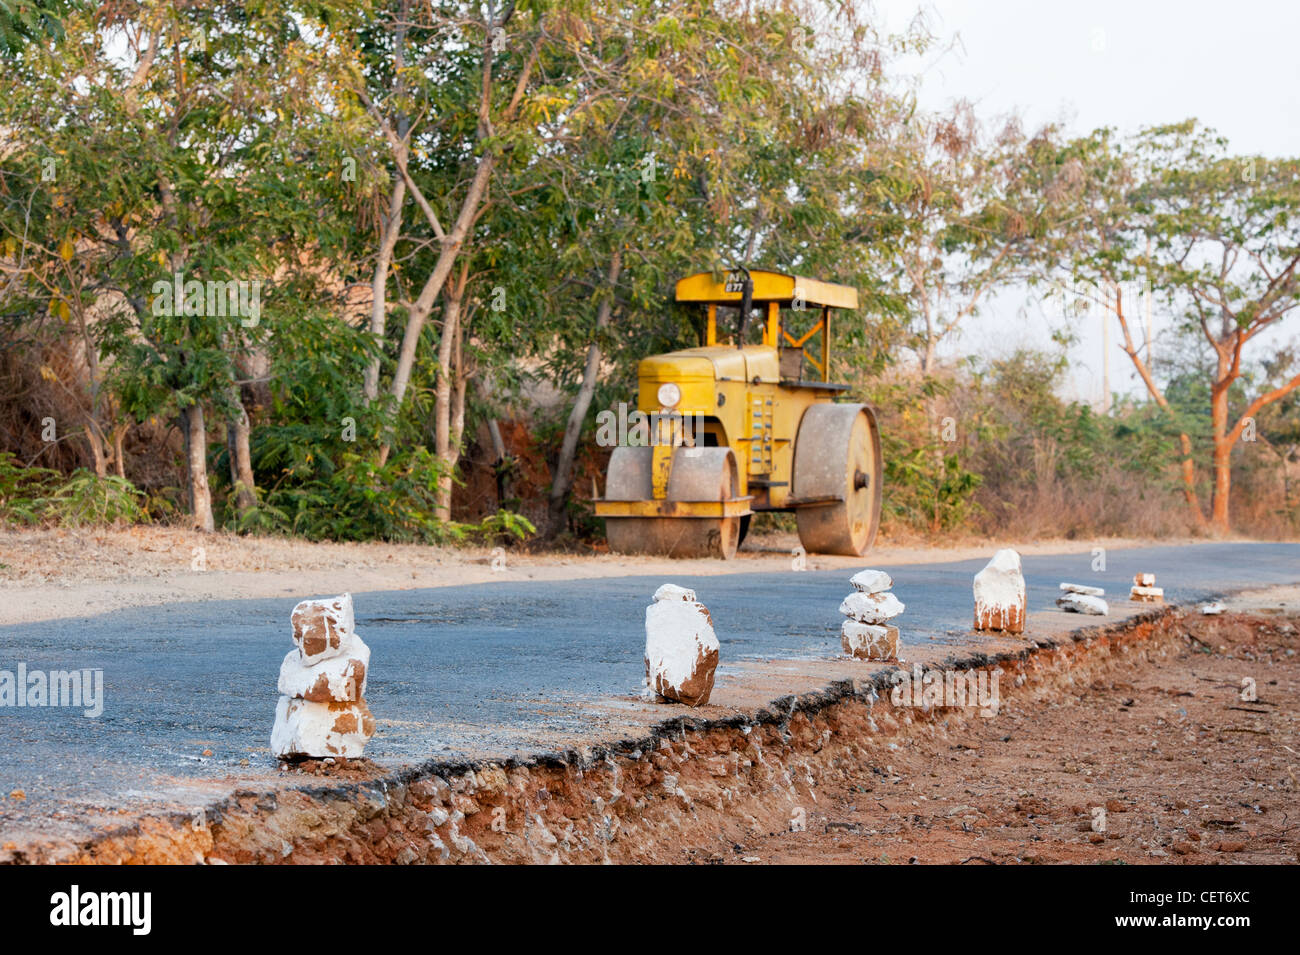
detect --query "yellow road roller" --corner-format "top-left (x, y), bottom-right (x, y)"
top-left (594, 268), bottom-right (882, 559)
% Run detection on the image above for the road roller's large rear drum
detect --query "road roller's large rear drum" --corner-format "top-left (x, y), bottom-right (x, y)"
top-left (603, 446), bottom-right (742, 559)
top-left (792, 403), bottom-right (882, 556)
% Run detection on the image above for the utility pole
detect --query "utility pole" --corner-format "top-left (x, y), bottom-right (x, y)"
top-left (1102, 290), bottom-right (1111, 415)
top-left (1144, 238), bottom-right (1155, 370)
top-left (1144, 281), bottom-right (1154, 370)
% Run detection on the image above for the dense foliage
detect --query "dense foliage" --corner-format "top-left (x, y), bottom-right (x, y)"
top-left (1, 1), bottom-right (1296, 542)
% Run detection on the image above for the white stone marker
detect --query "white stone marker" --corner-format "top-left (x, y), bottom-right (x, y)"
top-left (839, 570), bottom-right (903, 661)
top-left (841, 622), bottom-right (900, 661)
top-left (278, 641), bottom-right (369, 702)
top-left (272, 593), bottom-right (375, 759)
top-left (839, 590), bottom-right (905, 624)
top-left (1056, 593), bottom-right (1109, 615)
top-left (290, 593), bottom-right (356, 664)
top-left (1060, 582), bottom-right (1104, 596)
top-left (850, 569), bottom-right (894, 594)
top-left (645, 584), bottom-right (719, 707)
top-left (271, 698), bottom-right (375, 759)
top-left (974, 549), bottom-right (1026, 633)
top-left (1130, 585), bottom-right (1165, 603)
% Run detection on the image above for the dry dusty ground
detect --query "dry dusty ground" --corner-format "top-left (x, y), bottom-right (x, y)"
top-left (0, 524), bottom-right (1209, 625)
top-left (714, 601), bottom-right (1299, 865)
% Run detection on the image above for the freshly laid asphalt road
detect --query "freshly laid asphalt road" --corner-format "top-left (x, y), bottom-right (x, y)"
top-left (0, 542), bottom-right (1296, 823)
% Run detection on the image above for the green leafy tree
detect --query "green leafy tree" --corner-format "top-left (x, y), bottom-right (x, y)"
top-left (1050, 121), bottom-right (1300, 532)
top-left (0, 0), bottom-right (68, 55)
top-left (1, 2), bottom-right (367, 529)
top-left (852, 105), bottom-right (1070, 531)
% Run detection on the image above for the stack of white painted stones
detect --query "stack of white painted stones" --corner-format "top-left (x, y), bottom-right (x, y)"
top-left (271, 593), bottom-right (375, 759)
top-left (1057, 581), bottom-right (1108, 615)
top-left (839, 569), bottom-right (904, 660)
top-left (644, 584), bottom-right (719, 707)
top-left (973, 548), bottom-right (1026, 634)
top-left (1130, 572), bottom-right (1164, 603)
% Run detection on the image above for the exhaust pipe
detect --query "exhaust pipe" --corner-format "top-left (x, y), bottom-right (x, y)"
top-left (732, 265), bottom-right (753, 347)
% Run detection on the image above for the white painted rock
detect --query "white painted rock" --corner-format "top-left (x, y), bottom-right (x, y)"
top-left (271, 696), bottom-right (375, 759)
top-left (1056, 593), bottom-right (1108, 615)
top-left (839, 590), bottom-right (905, 623)
top-left (1200, 601), bottom-right (1225, 615)
top-left (291, 593), bottom-right (355, 664)
top-left (1130, 585), bottom-right (1164, 602)
top-left (277, 638), bottom-right (369, 702)
top-left (849, 569), bottom-right (893, 594)
top-left (973, 549), bottom-right (1026, 633)
top-left (1133, 572), bottom-right (1156, 587)
top-left (645, 587), bottom-right (719, 706)
top-left (841, 621), bottom-right (899, 661)
top-left (1060, 582), bottom-right (1104, 596)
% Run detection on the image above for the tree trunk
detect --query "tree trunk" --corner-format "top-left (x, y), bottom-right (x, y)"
top-left (1112, 308), bottom-right (1208, 530)
top-left (226, 389), bottom-right (256, 517)
top-left (922, 386), bottom-right (944, 535)
top-left (433, 264), bottom-right (468, 522)
top-left (545, 250), bottom-right (622, 539)
top-left (363, 7), bottom-right (410, 403)
top-left (919, 334), bottom-right (945, 533)
top-left (1175, 432), bottom-right (1203, 526)
top-left (487, 418), bottom-right (510, 509)
top-left (1283, 445), bottom-right (1299, 515)
top-left (377, 153), bottom-right (495, 466)
top-left (1209, 360), bottom-right (1233, 534)
top-left (364, 175), bottom-right (407, 402)
top-left (1210, 436), bottom-right (1232, 534)
top-left (445, 325), bottom-right (469, 520)
top-left (488, 418), bottom-right (506, 462)
top-left (75, 306), bottom-right (111, 479)
top-left (82, 418), bottom-right (108, 478)
top-left (111, 424), bottom-right (126, 479)
top-left (184, 403), bottom-right (215, 533)
top-left (374, 24), bottom-right (540, 466)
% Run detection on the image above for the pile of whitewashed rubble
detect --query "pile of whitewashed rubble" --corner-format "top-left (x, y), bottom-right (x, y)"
top-left (644, 584), bottom-right (719, 707)
top-left (1130, 572), bottom-right (1164, 603)
top-left (1057, 581), bottom-right (1108, 615)
top-left (271, 593), bottom-right (375, 759)
top-left (973, 549), bottom-right (1026, 634)
top-left (839, 569), bottom-right (903, 660)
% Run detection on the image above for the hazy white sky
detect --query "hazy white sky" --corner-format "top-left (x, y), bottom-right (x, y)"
top-left (872, 0), bottom-right (1300, 402)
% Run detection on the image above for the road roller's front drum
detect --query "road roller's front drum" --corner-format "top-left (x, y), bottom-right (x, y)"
top-left (602, 446), bottom-right (742, 559)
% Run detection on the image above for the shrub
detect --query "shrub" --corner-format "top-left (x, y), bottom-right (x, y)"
top-left (40, 469), bottom-right (146, 526)
top-left (0, 452), bottom-right (56, 525)
top-left (0, 453), bottom-right (146, 527)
